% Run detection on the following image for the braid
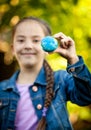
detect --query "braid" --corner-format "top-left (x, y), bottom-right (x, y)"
top-left (37, 60), bottom-right (54, 130)
top-left (43, 60), bottom-right (54, 107)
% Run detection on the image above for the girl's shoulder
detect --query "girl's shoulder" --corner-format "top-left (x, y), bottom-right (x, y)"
top-left (54, 69), bottom-right (70, 79)
top-left (53, 69), bottom-right (71, 84)
top-left (0, 79), bottom-right (9, 90)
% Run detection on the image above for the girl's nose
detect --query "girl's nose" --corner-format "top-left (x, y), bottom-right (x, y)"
top-left (24, 40), bottom-right (33, 49)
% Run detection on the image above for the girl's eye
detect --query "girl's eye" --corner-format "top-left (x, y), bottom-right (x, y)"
top-left (33, 39), bottom-right (40, 43)
top-left (17, 39), bottom-right (25, 43)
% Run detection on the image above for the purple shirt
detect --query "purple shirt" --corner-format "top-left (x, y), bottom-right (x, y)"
top-left (14, 83), bottom-right (38, 130)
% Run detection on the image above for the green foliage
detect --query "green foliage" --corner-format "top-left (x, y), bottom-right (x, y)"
top-left (0, 0), bottom-right (91, 70)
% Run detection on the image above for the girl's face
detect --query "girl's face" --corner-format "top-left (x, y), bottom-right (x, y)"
top-left (12, 20), bottom-right (46, 69)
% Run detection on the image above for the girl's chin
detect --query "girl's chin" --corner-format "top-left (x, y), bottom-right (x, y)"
top-left (21, 62), bottom-right (36, 67)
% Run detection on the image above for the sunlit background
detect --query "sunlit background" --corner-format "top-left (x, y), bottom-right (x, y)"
top-left (0, 0), bottom-right (91, 129)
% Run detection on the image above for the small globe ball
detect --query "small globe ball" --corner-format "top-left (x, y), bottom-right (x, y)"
top-left (41, 36), bottom-right (58, 52)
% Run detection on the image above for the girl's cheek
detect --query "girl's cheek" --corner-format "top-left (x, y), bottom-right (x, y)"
top-left (35, 44), bottom-right (42, 50)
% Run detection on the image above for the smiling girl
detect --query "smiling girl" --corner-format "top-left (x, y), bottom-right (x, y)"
top-left (0, 16), bottom-right (91, 130)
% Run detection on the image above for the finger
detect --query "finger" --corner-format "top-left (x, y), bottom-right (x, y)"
top-left (67, 36), bottom-right (75, 44)
top-left (60, 39), bottom-right (67, 49)
top-left (61, 36), bottom-right (74, 47)
top-left (53, 32), bottom-right (67, 40)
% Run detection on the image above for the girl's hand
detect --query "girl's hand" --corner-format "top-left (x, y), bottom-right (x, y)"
top-left (53, 32), bottom-right (79, 64)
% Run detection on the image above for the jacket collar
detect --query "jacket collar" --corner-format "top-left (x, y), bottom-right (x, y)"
top-left (2, 67), bottom-right (47, 91)
top-left (2, 71), bottom-right (19, 91)
top-left (34, 66), bottom-right (47, 86)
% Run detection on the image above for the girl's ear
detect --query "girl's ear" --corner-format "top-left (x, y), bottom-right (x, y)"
top-left (11, 44), bottom-right (15, 56)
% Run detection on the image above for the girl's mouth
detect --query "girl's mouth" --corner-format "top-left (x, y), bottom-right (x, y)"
top-left (21, 52), bottom-right (36, 55)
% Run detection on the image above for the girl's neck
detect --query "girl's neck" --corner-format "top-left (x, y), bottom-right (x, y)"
top-left (17, 64), bottom-right (42, 85)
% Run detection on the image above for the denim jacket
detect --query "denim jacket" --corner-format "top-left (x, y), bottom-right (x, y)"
top-left (0, 56), bottom-right (91, 130)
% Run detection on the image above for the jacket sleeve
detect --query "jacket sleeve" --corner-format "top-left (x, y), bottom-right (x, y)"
top-left (66, 56), bottom-right (91, 106)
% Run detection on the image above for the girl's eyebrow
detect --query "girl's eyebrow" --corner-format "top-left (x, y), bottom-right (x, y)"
top-left (16, 35), bottom-right (41, 38)
top-left (16, 35), bottom-right (25, 38)
top-left (31, 35), bottom-right (42, 38)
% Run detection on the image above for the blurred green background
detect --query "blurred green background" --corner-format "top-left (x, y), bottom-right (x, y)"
top-left (0, 0), bottom-right (91, 129)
